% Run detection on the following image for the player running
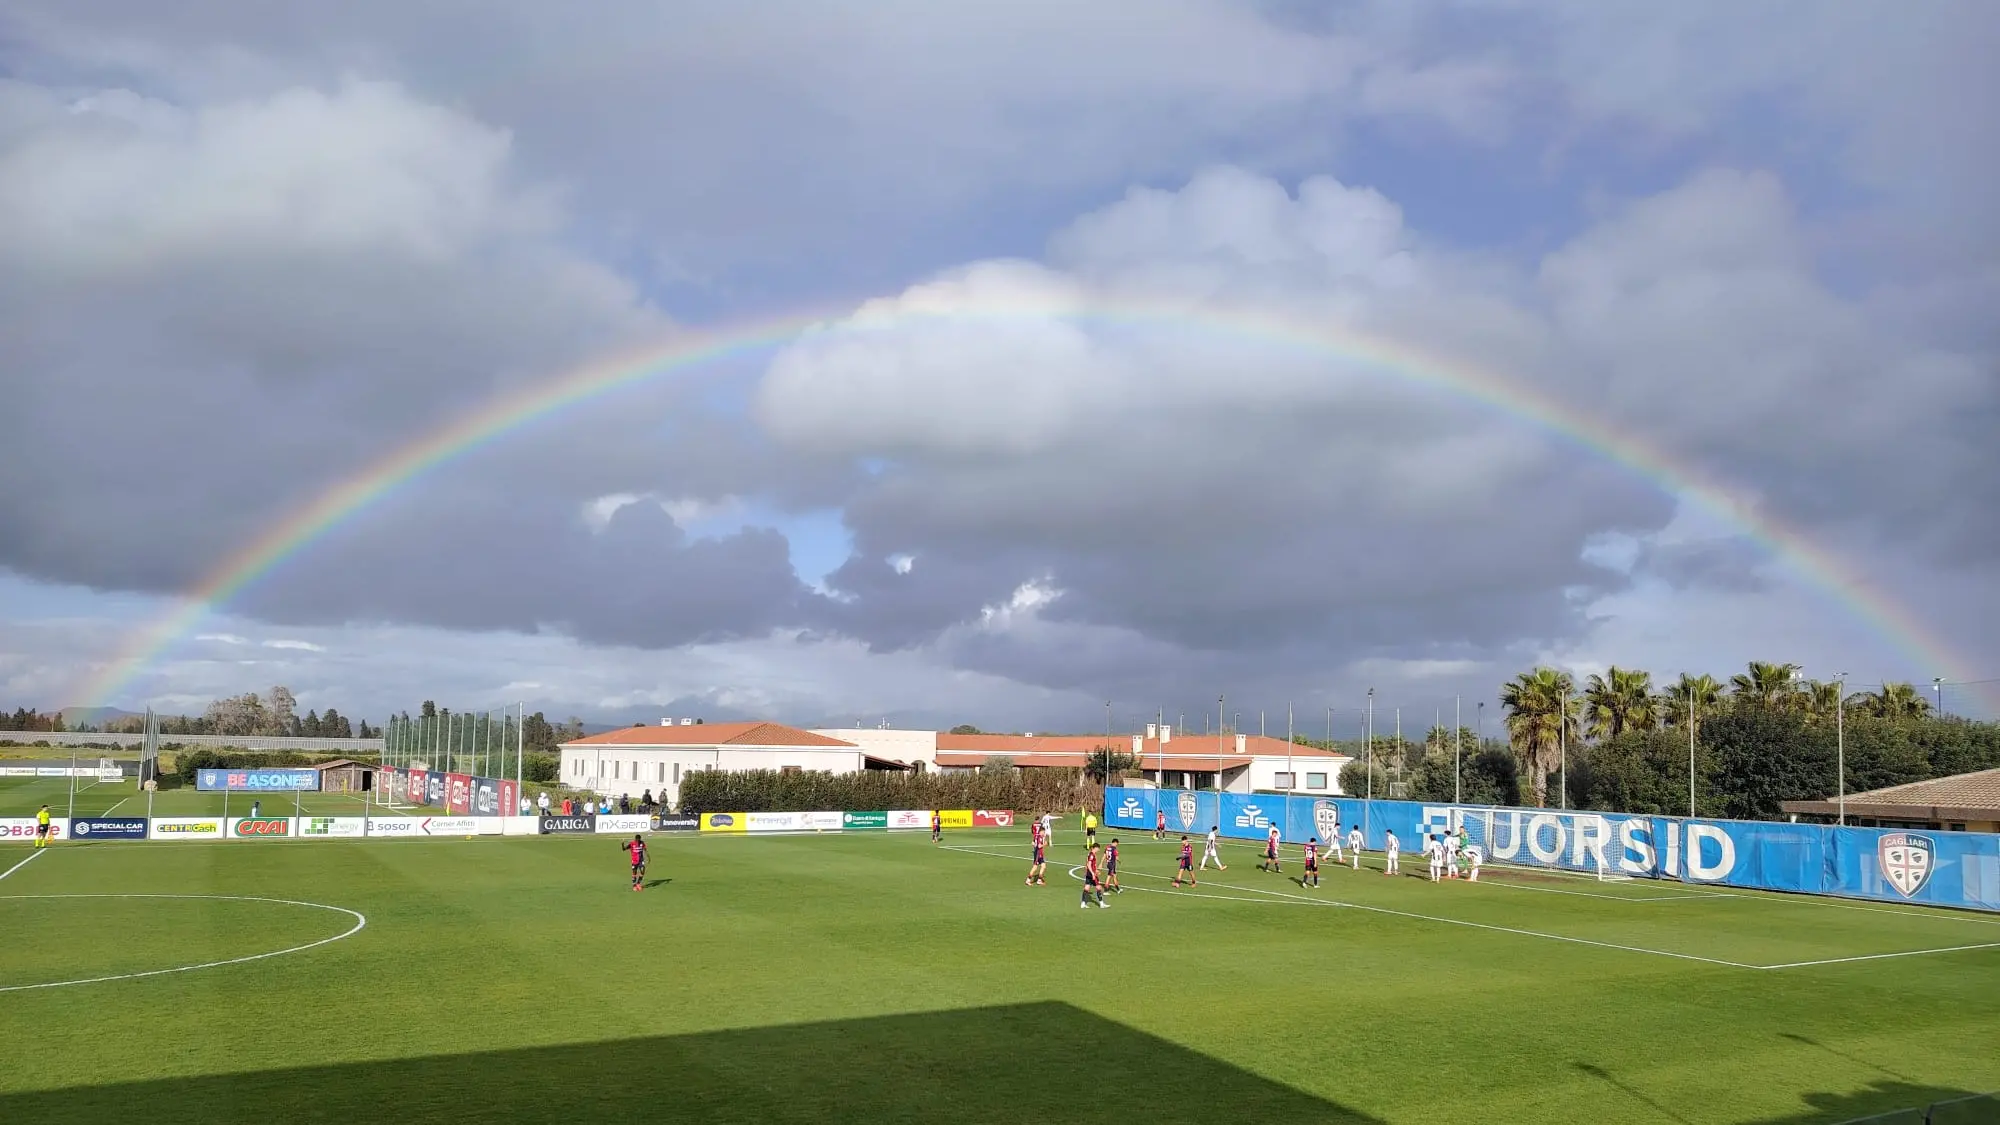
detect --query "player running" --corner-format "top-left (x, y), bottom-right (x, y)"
top-left (1347, 824), bottom-right (1364, 870)
top-left (1303, 836), bottom-right (1321, 888)
top-left (931, 811), bottom-right (943, 844)
top-left (1173, 834), bottom-right (1196, 887)
top-left (1080, 842), bottom-right (1109, 909)
top-left (34, 804), bottom-right (52, 849)
top-left (1201, 825), bottom-right (1227, 871)
top-left (1104, 837), bottom-right (1122, 893)
top-left (1261, 823), bottom-right (1283, 873)
top-left (1026, 821), bottom-right (1048, 886)
top-left (624, 834), bottom-right (648, 891)
top-left (1154, 808), bottom-right (1167, 840)
top-left (1383, 829), bottom-right (1401, 876)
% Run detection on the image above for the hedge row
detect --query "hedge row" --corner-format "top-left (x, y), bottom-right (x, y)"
top-left (675, 768), bottom-right (1097, 816)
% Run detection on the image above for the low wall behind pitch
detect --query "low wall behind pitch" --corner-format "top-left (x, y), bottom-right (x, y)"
top-left (1103, 787), bottom-right (2000, 913)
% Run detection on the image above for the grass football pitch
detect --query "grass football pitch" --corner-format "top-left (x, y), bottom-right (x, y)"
top-left (1, 824), bottom-right (1995, 1123)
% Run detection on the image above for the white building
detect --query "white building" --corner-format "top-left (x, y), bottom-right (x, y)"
top-left (559, 721), bottom-right (911, 809)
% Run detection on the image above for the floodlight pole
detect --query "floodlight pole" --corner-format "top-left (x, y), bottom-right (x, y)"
top-left (516, 702), bottom-right (525, 814)
top-left (1454, 696), bottom-right (1462, 805)
top-left (1836, 673), bottom-right (1848, 825)
top-left (1688, 683), bottom-right (1697, 820)
top-left (67, 741), bottom-right (78, 822)
top-left (1558, 681), bottom-right (1568, 811)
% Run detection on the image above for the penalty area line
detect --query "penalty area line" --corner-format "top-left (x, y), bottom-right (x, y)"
top-left (1753, 940), bottom-right (2000, 971)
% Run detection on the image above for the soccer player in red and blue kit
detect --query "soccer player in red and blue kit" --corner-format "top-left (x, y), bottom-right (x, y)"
top-left (1303, 836), bottom-right (1321, 888)
top-left (1080, 842), bottom-right (1108, 909)
top-left (1154, 809), bottom-right (1167, 840)
top-left (1104, 838), bottom-right (1122, 893)
top-left (1025, 821), bottom-right (1048, 886)
top-left (625, 834), bottom-right (648, 891)
top-left (932, 811), bottom-right (943, 843)
top-left (1173, 834), bottom-right (1196, 887)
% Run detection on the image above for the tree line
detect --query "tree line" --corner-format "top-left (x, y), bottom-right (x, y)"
top-left (1444, 662), bottom-right (1996, 820)
top-left (4, 689), bottom-right (376, 739)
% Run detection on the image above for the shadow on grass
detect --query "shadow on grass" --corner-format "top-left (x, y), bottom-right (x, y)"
top-left (1733, 1079), bottom-right (1995, 1124)
top-left (0, 1001), bottom-right (1381, 1124)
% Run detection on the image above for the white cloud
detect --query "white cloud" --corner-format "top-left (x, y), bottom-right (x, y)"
top-left (262, 638), bottom-right (326, 652)
top-left (195, 632), bottom-right (249, 645)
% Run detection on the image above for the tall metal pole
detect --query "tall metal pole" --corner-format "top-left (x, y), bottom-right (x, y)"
top-left (1453, 696), bottom-right (1462, 805)
top-left (1836, 672), bottom-right (1848, 825)
top-left (1934, 677), bottom-right (1944, 717)
top-left (1688, 683), bottom-right (1697, 820)
top-left (66, 740), bottom-right (78, 821)
top-left (1558, 681), bottom-right (1568, 811)
top-left (1365, 689), bottom-right (1374, 803)
top-left (1287, 702), bottom-right (1294, 792)
top-left (516, 702), bottom-right (525, 814)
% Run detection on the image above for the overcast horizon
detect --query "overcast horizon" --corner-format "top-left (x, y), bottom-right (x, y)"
top-left (4, 2), bottom-right (1997, 731)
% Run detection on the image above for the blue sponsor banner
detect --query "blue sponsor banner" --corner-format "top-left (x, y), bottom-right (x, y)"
top-left (195, 768), bottom-right (320, 792)
top-left (69, 816), bottom-right (148, 840)
top-left (1105, 786), bottom-right (2000, 912)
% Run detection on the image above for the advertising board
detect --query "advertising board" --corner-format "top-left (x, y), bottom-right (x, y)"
top-left (887, 810), bottom-right (928, 829)
top-left (499, 779), bottom-right (520, 818)
top-left (0, 817), bottom-right (67, 840)
top-left (425, 773), bottom-right (445, 807)
top-left (745, 811), bottom-right (804, 833)
top-left (405, 768), bottom-right (429, 806)
top-left (444, 773), bottom-right (472, 815)
top-left (841, 811), bottom-right (887, 830)
top-left (0, 767), bottom-right (32, 777)
top-left (298, 816), bottom-right (367, 838)
top-left (366, 817), bottom-right (421, 836)
top-left (471, 777), bottom-right (501, 817)
top-left (419, 816), bottom-right (480, 836)
top-left (540, 814), bottom-right (597, 834)
top-left (228, 817), bottom-right (295, 838)
top-left (800, 811), bottom-right (843, 832)
top-left (972, 810), bottom-right (1014, 828)
top-left (70, 817), bottom-right (148, 840)
top-left (937, 810), bottom-right (974, 829)
top-left (651, 814), bottom-right (700, 831)
top-left (700, 812), bottom-right (747, 833)
top-left (594, 815), bottom-right (653, 834)
top-left (195, 768), bottom-right (319, 792)
top-left (148, 817), bottom-right (223, 840)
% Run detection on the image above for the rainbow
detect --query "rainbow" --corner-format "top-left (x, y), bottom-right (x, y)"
top-left (73, 294), bottom-right (1979, 707)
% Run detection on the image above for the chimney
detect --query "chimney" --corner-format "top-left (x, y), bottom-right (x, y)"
top-left (1161, 725), bottom-right (1172, 744)
top-left (1235, 733), bottom-right (1247, 755)
top-left (660, 718), bottom-right (673, 727)
top-left (681, 718), bottom-right (694, 726)
top-left (1146, 724), bottom-right (1158, 741)
top-left (1131, 734), bottom-right (1143, 755)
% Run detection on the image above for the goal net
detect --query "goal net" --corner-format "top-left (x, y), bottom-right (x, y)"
top-left (1453, 807), bottom-right (1648, 881)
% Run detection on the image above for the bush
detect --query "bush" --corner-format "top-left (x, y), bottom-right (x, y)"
top-left (675, 768), bottom-right (1091, 816)
top-left (523, 754), bottom-right (559, 784)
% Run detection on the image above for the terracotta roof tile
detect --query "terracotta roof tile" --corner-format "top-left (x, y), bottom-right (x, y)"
top-left (562, 722), bottom-right (857, 749)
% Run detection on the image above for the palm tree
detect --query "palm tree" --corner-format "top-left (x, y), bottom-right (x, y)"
top-left (1658, 673), bottom-right (1724, 735)
top-left (1800, 680), bottom-right (1845, 721)
top-left (1730, 661), bottom-right (1804, 709)
top-left (1500, 667), bottom-right (1578, 807)
top-left (1850, 682), bottom-right (1933, 720)
top-left (1583, 666), bottom-right (1657, 739)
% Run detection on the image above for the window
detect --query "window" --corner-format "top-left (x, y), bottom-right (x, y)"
top-left (1274, 772), bottom-right (1295, 789)
top-left (630, 761), bottom-right (638, 781)
top-left (1306, 772), bottom-right (1327, 790)
top-left (612, 761), bottom-right (620, 780)
top-left (673, 763), bottom-right (681, 784)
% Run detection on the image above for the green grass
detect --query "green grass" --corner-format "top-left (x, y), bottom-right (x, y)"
top-left (1, 828), bottom-right (1995, 1123)
top-left (0, 778), bottom-right (420, 818)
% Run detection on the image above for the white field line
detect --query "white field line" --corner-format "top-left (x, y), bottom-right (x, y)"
top-left (1753, 941), bottom-right (2000, 970)
top-left (0, 849), bottom-right (45, 882)
top-left (100, 795), bottom-right (131, 815)
top-left (0, 893), bottom-right (366, 993)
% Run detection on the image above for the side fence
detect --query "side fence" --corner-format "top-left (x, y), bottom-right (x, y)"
top-left (1103, 786), bottom-right (2000, 913)
top-left (2, 806), bottom-right (1016, 843)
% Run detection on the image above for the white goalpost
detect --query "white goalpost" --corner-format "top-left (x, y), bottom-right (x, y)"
top-left (1452, 807), bottom-right (1647, 882)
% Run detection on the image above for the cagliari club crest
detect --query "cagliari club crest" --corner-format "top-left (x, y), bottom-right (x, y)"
top-left (1313, 800), bottom-right (1338, 843)
top-left (1878, 833), bottom-right (1936, 899)
top-left (1177, 791), bottom-right (1199, 830)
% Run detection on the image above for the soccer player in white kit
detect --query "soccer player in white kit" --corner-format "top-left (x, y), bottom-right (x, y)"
top-left (1464, 844), bottom-right (1483, 882)
top-left (1201, 826), bottom-right (1227, 871)
top-left (1426, 834), bottom-right (1444, 881)
top-left (1346, 825), bottom-right (1363, 870)
top-left (1383, 829), bottom-right (1400, 876)
top-left (1040, 812), bottom-right (1057, 849)
top-left (1444, 831), bottom-right (1462, 879)
top-left (1326, 821), bottom-right (1346, 865)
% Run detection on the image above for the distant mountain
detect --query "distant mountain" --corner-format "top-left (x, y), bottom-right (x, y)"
top-left (58, 707), bottom-right (143, 726)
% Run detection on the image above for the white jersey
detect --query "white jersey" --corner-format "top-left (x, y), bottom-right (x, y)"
top-left (1465, 845), bottom-right (1483, 866)
top-left (1204, 829), bottom-right (1220, 853)
top-left (1385, 833), bottom-right (1400, 857)
top-left (1427, 840), bottom-right (1444, 867)
top-left (1347, 828), bottom-right (1363, 851)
